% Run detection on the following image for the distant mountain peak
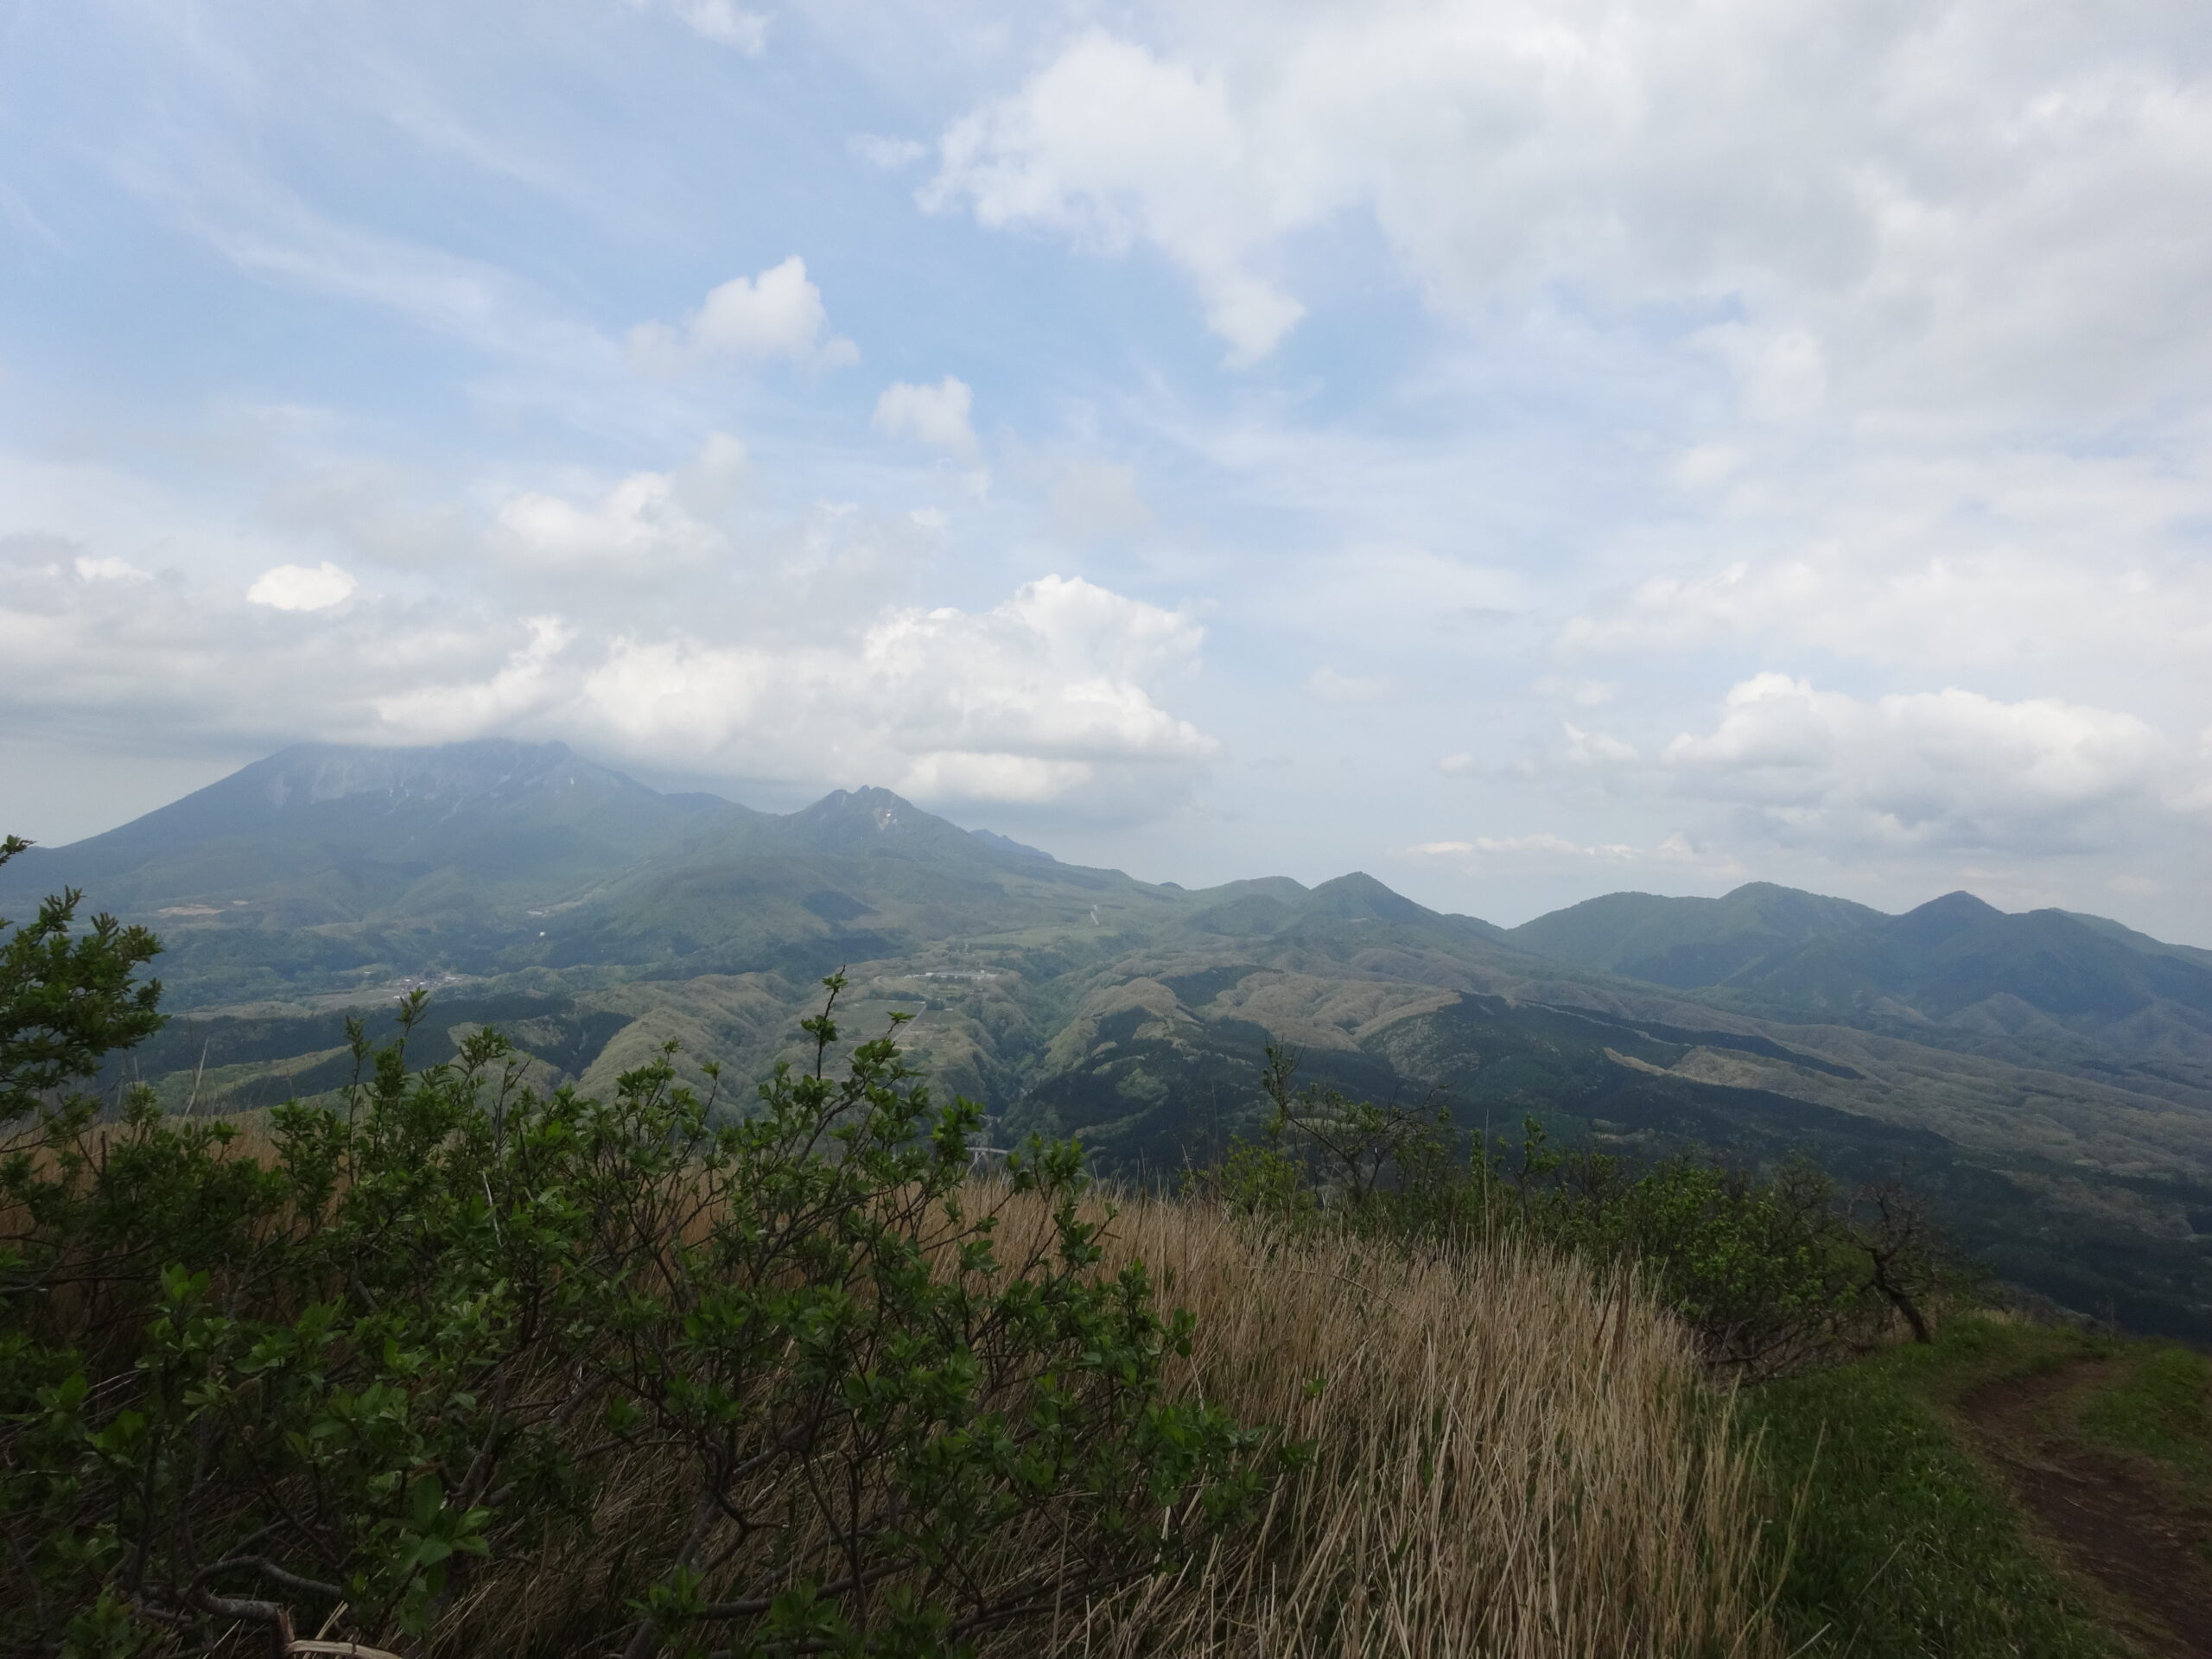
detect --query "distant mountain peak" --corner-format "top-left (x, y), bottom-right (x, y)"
top-left (1891, 889), bottom-right (2005, 948)
top-left (47, 738), bottom-right (668, 857)
top-left (773, 786), bottom-right (997, 859)
top-left (792, 786), bottom-right (922, 831)
top-left (1303, 871), bottom-right (1437, 924)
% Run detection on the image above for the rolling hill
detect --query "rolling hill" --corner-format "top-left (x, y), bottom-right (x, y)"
top-left (1506, 883), bottom-right (2212, 1084)
top-left (11, 741), bottom-right (2212, 1338)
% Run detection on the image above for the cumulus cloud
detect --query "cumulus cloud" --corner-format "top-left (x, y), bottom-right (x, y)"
top-left (374, 616), bottom-right (578, 741)
top-left (873, 377), bottom-right (978, 454)
top-left (0, 445), bottom-right (1214, 816)
top-left (1559, 443), bottom-right (2212, 677)
top-left (524, 574), bottom-right (1214, 810)
top-left (246, 562), bottom-right (357, 612)
top-left (926, 32), bottom-right (1308, 363)
top-left (1562, 721), bottom-right (1637, 766)
top-left (631, 257), bottom-right (857, 370)
top-left (1653, 674), bottom-right (2199, 857)
top-left (493, 434), bottom-right (747, 571)
top-left (927, 3), bottom-right (2212, 408)
top-left (73, 556), bottom-right (151, 584)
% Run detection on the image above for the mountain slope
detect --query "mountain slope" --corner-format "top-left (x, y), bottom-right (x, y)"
top-left (1509, 882), bottom-right (2212, 1077)
top-left (22, 743), bottom-right (2212, 1337)
top-left (1504, 882), bottom-right (1886, 988)
top-left (0, 741), bottom-right (760, 1003)
top-left (0, 741), bottom-right (743, 919)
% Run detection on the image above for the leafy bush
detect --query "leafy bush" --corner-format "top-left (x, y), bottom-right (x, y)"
top-left (2, 867), bottom-right (1277, 1659)
top-left (0, 835), bottom-right (164, 1124)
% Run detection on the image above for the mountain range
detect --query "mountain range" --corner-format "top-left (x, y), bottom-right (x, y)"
top-left (9, 740), bottom-right (2212, 1338)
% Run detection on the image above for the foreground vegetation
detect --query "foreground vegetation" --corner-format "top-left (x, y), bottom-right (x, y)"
top-left (2, 850), bottom-right (1775, 1656)
top-left (2, 1014), bottom-right (1776, 1656)
top-left (7, 842), bottom-right (2207, 1656)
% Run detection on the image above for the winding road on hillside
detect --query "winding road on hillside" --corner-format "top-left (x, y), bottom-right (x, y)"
top-left (1958, 1362), bottom-right (2212, 1658)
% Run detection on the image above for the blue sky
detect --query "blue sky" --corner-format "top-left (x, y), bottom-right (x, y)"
top-left (5, 0), bottom-right (2211, 938)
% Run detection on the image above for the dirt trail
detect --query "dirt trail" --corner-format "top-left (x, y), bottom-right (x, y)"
top-left (1956, 1361), bottom-right (2212, 1659)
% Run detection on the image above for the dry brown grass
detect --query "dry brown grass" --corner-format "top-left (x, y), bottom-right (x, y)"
top-left (1044, 1194), bottom-right (1780, 1659)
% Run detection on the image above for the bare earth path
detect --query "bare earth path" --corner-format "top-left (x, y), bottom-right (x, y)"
top-left (1956, 1361), bottom-right (2212, 1659)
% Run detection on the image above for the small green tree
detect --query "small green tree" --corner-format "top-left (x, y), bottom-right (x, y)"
top-left (0, 835), bottom-right (165, 1124)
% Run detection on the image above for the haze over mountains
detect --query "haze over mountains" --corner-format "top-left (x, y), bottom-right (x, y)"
top-left (10, 740), bottom-right (2212, 1338)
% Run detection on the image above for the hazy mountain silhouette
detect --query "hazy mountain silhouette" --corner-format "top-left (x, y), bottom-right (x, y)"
top-left (0, 741), bottom-right (745, 927)
top-left (1506, 881), bottom-right (2212, 1064)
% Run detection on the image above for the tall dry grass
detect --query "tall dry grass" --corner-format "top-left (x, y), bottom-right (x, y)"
top-left (1048, 1195), bottom-right (1780, 1659)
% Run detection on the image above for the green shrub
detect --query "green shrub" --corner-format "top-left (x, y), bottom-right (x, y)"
top-left (2, 895), bottom-right (1277, 1658)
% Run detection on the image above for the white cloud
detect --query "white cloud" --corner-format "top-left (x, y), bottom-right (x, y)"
top-left (849, 133), bottom-right (927, 170)
top-left (245, 562), bottom-right (357, 612)
top-left (73, 556), bottom-right (151, 584)
top-left (634, 0), bottom-right (769, 54)
top-left (1534, 677), bottom-right (1616, 709)
top-left (631, 257), bottom-right (857, 370)
top-left (926, 31), bottom-right (1308, 364)
top-left (873, 377), bottom-right (978, 454)
top-left (1562, 721), bottom-right (1637, 766)
top-left (1655, 674), bottom-right (2198, 856)
top-left (558, 573), bottom-right (1215, 807)
top-left (0, 448), bottom-right (1214, 815)
top-left (373, 616), bottom-right (577, 740)
top-left (493, 435), bottom-right (747, 570)
top-left (927, 3), bottom-right (2212, 408)
top-left (1559, 443), bottom-right (2212, 678)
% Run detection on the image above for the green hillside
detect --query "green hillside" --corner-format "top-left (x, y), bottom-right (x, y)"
top-left (18, 741), bottom-right (2212, 1338)
top-left (1508, 881), bottom-right (2212, 1092)
top-left (1504, 881), bottom-right (1886, 987)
